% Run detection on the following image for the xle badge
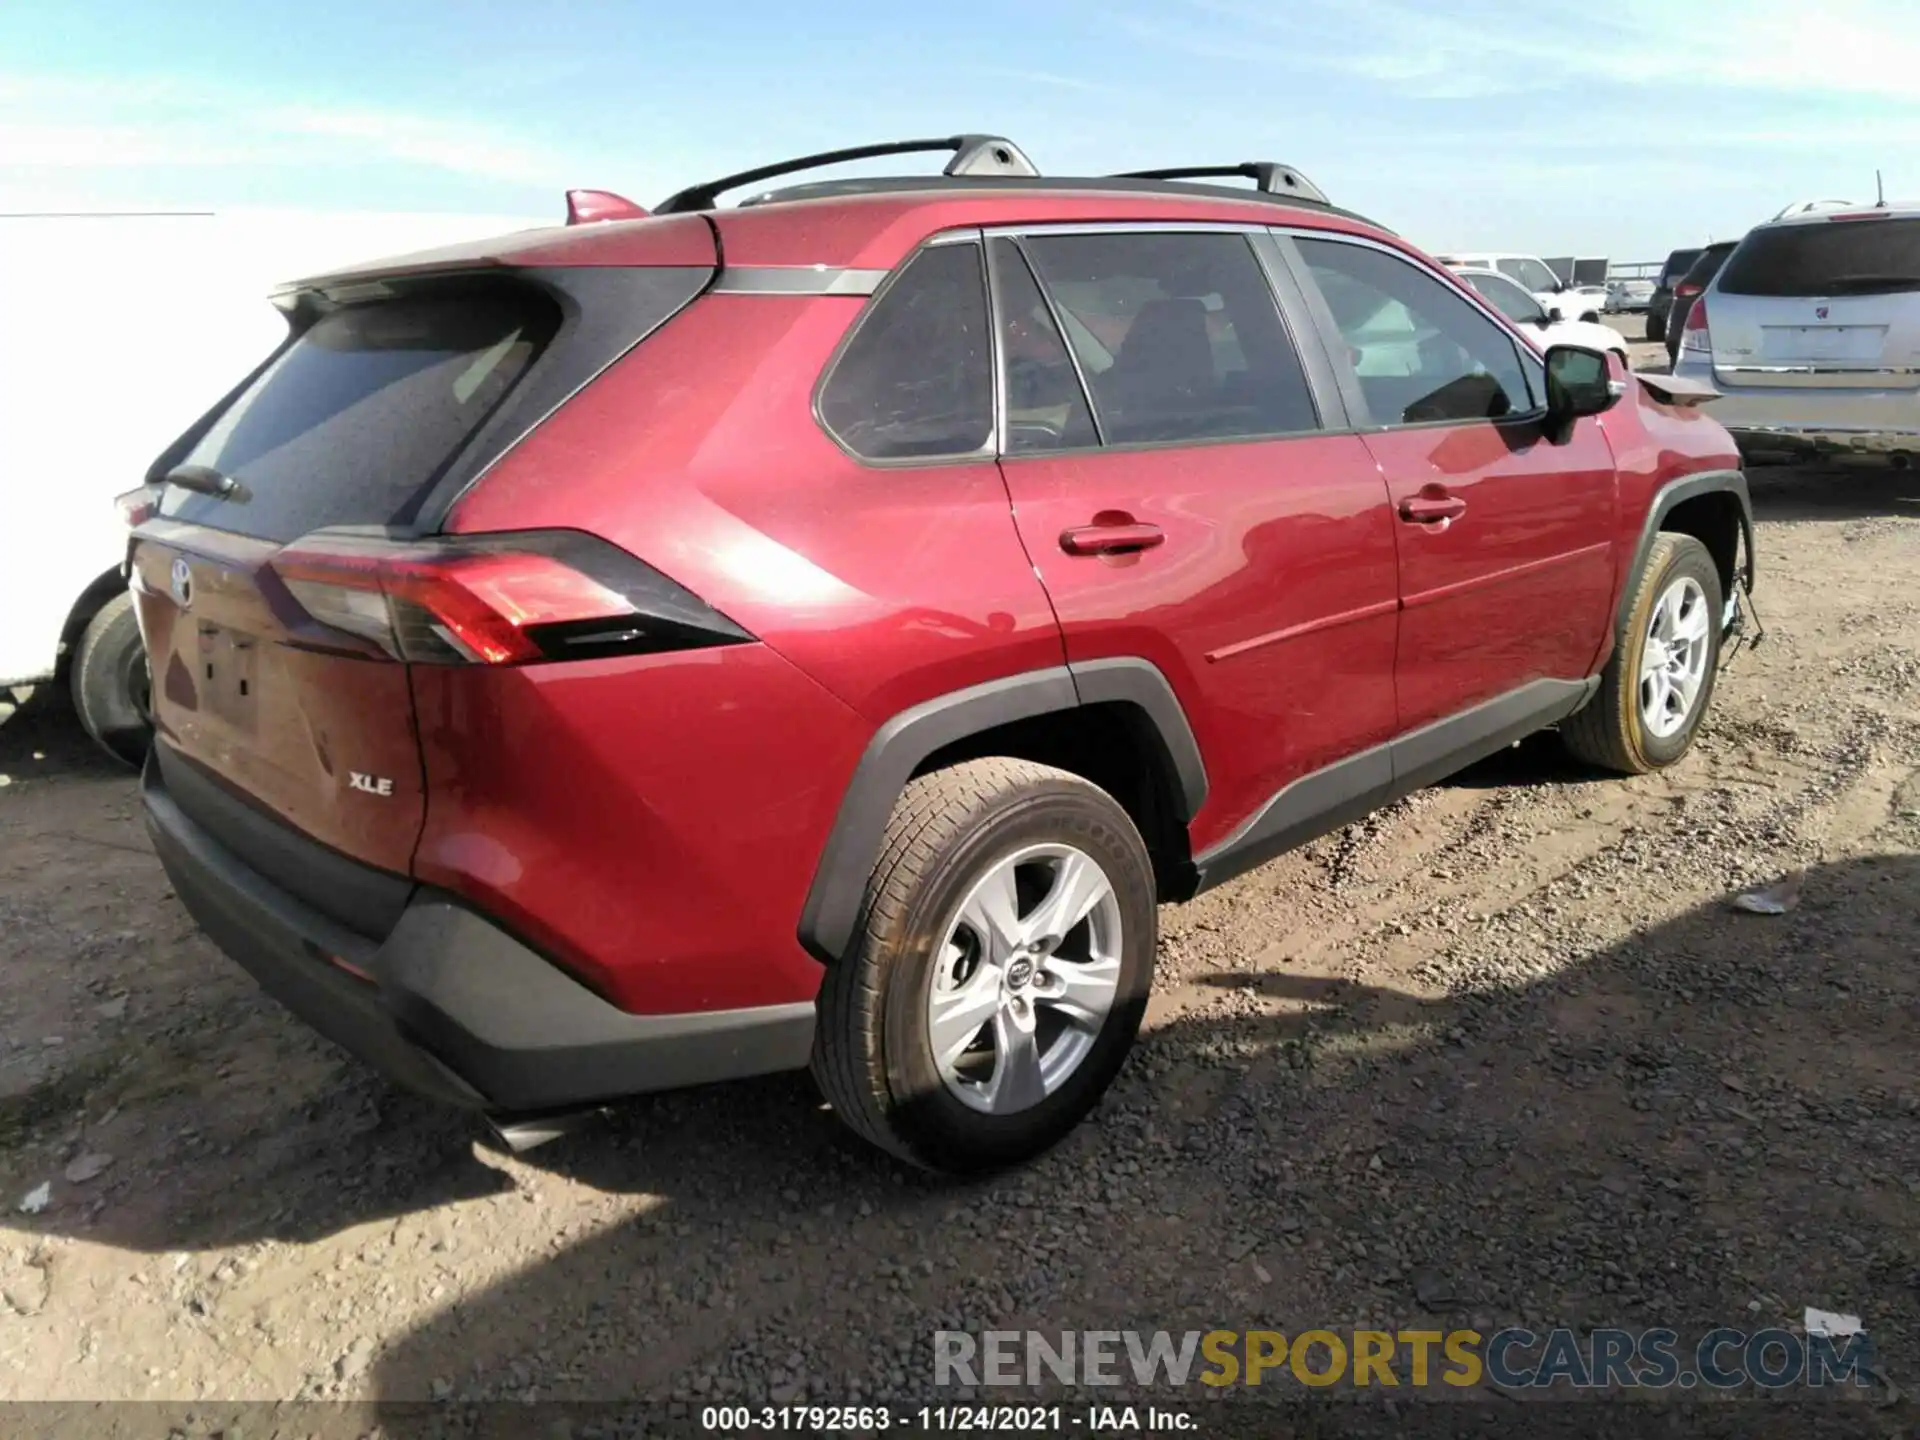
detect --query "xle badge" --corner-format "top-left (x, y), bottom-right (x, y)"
top-left (349, 772), bottom-right (395, 797)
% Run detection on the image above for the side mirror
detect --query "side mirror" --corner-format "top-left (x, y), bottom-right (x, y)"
top-left (1543, 345), bottom-right (1620, 441)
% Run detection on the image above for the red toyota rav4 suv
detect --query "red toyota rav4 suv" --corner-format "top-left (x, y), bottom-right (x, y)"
top-left (129, 137), bottom-right (1754, 1174)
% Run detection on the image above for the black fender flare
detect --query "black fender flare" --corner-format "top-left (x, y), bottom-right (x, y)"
top-left (796, 658), bottom-right (1206, 965)
top-left (1615, 468), bottom-right (1755, 645)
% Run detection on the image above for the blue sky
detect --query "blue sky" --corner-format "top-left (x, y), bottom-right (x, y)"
top-left (3, 0), bottom-right (1916, 261)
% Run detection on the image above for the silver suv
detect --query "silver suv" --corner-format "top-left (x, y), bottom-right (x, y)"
top-left (1672, 203), bottom-right (1920, 463)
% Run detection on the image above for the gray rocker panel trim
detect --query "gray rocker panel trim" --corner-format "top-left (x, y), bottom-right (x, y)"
top-left (1193, 676), bottom-right (1597, 892)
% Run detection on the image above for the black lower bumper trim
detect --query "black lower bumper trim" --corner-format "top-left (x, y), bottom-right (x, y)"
top-left (142, 755), bottom-right (816, 1113)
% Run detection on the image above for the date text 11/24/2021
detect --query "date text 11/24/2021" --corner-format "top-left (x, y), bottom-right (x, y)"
top-left (700, 1404), bottom-right (1197, 1432)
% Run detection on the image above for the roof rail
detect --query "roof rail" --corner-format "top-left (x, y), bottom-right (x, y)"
top-left (1112, 163), bottom-right (1330, 207)
top-left (656, 135), bottom-right (1039, 214)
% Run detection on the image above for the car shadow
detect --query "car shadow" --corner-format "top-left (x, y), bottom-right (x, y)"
top-left (265, 853), bottom-right (1920, 1414)
top-left (8, 806), bottom-right (1916, 1419)
top-left (1435, 728), bottom-right (1606, 792)
top-left (1746, 462), bottom-right (1920, 523)
top-left (0, 683), bottom-right (129, 783)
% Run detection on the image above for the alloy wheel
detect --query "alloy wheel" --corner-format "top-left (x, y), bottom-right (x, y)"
top-left (1639, 575), bottom-right (1711, 739)
top-left (926, 843), bottom-right (1124, 1115)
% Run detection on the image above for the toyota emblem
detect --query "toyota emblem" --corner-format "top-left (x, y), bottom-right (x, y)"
top-left (169, 556), bottom-right (194, 608)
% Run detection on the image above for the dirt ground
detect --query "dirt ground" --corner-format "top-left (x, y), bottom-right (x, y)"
top-left (3, 325), bottom-right (1918, 1423)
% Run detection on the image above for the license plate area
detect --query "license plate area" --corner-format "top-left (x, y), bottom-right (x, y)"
top-left (191, 621), bottom-right (261, 735)
top-left (1762, 324), bottom-right (1888, 362)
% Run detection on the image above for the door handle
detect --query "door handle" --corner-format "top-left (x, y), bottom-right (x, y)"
top-left (1398, 494), bottom-right (1467, 524)
top-left (1060, 522), bottom-right (1165, 556)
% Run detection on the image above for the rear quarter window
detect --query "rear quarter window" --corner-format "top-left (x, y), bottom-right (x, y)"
top-left (1718, 218), bottom-right (1920, 297)
top-left (815, 242), bottom-right (994, 461)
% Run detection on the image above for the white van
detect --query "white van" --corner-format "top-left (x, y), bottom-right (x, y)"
top-left (0, 207), bottom-right (552, 762)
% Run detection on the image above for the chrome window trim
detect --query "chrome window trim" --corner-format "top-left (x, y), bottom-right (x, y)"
top-left (1713, 364), bottom-right (1920, 378)
top-left (711, 265), bottom-right (891, 297)
top-left (981, 219), bottom-right (1271, 240)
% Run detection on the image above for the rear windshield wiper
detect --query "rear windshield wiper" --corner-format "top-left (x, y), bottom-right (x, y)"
top-left (163, 463), bottom-right (252, 504)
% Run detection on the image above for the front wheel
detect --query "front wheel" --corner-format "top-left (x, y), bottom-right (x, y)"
top-left (812, 758), bottom-right (1157, 1174)
top-left (71, 592), bottom-right (152, 769)
top-left (1562, 532), bottom-right (1723, 774)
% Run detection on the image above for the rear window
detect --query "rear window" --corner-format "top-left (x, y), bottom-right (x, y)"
top-left (1682, 242), bottom-right (1737, 284)
top-left (162, 285), bottom-right (559, 541)
top-left (1718, 218), bottom-right (1920, 297)
top-left (1659, 249), bottom-right (1702, 284)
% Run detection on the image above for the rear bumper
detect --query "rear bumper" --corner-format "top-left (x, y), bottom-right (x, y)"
top-left (143, 755), bottom-right (815, 1113)
top-left (1721, 424), bottom-right (1920, 460)
top-left (1668, 354), bottom-right (1920, 459)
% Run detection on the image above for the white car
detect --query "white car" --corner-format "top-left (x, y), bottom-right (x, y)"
top-left (1451, 268), bottom-right (1631, 362)
top-left (1672, 201), bottom-right (1920, 462)
top-left (0, 207), bottom-right (551, 761)
top-left (1435, 250), bottom-right (1603, 321)
top-left (1606, 278), bottom-right (1657, 313)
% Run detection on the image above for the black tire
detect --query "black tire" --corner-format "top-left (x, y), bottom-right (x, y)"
top-left (1562, 533), bottom-right (1723, 774)
top-left (811, 757), bottom-right (1156, 1174)
top-left (70, 593), bottom-right (152, 769)
top-left (1645, 312), bottom-right (1666, 343)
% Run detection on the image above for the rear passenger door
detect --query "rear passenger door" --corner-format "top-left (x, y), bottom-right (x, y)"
top-left (1284, 233), bottom-right (1618, 756)
top-left (988, 226), bottom-right (1401, 858)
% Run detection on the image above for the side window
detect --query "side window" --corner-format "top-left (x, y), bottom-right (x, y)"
top-left (1295, 238), bottom-right (1535, 427)
top-left (1465, 271), bottom-right (1544, 326)
top-left (988, 238), bottom-right (1099, 455)
top-left (1020, 231), bottom-right (1319, 446)
top-left (817, 242), bottom-right (992, 461)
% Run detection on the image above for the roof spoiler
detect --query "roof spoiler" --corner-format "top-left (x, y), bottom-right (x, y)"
top-left (566, 189), bottom-right (649, 225)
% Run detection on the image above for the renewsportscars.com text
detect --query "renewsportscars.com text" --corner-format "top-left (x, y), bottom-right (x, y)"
top-left (934, 1327), bottom-right (1874, 1391)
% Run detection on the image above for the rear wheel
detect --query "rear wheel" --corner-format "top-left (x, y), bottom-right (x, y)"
top-left (811, 758), bottom-right (1156, 1174)
top-left (1645, 312), bottom-right (1666, 343)
top-left (71, 593), bottom-right (152, 769)
top-left (1562, 533), bottom-right (1722, 774)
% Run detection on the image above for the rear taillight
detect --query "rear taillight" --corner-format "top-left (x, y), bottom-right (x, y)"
top-left (116, 484), bottom-right (161, 529)
top-left (1680, 297), bottom-right (1711, 354)
top-left (268, 529), bottom-right (751, 665)
top-left (1675, 282), bottom-right (1702, 298)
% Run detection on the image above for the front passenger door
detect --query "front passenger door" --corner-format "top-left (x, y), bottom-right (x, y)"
top-left (1287, 235), bottom-right (1619, 747)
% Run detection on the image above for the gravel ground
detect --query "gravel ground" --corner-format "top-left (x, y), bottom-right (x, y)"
top-left (3, 327), bottom-right (1917, 1426)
